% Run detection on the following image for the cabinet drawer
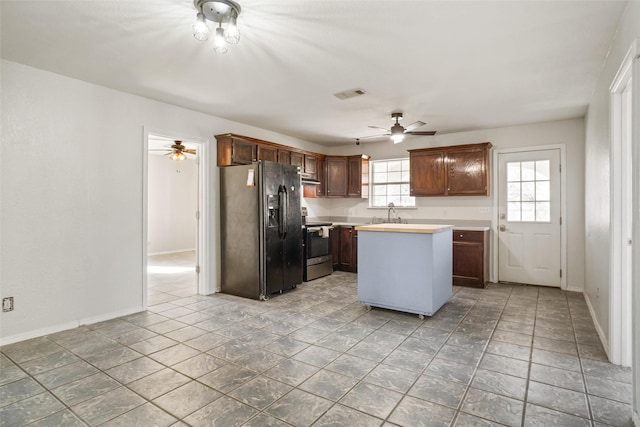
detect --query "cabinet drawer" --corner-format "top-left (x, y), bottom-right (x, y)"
top-left (453, 230), bottom-right (484, 242)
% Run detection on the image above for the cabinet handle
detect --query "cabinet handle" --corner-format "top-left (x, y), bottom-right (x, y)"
top-left (459, 234), bottom-right (464, 238)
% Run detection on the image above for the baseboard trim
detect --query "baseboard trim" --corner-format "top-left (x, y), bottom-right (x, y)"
top-left (148, 248), bottom-right (195, 256)
top-left (583, 292), bottom-right (611, 361)
top-left (565, 285), bottom-right (584, 293)
top-left (0, 306), bottom-right (144, 346)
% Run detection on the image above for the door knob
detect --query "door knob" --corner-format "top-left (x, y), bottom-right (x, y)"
top-left (499, 224), bottom-right (507, 232)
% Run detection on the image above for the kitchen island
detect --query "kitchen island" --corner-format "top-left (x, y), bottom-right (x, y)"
top-left (355, 223), bottom-right (453, 318)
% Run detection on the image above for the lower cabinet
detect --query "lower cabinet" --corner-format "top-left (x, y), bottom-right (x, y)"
top-left (452, 230), bottom-right (489, 288)
top-left (331, 225), bottom-right (488, 285)
top-left (331, 226), bottom-right (358, 273)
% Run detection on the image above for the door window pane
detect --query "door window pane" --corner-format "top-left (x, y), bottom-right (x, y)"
top-left (508, 202), bottom-right (521, 221)
top-left (536, 181), bottom-right (550, 201)
top-left (521, 161), bottom-right (535, 181)
top-left (535, 160), bottom-right (550, 180)
top-left (507, 163), bottom-right (520, 181)
top-left (536, 202), bottom-right (550, 222)
top-left (521, 202), bottom-right (536, 221)
top-left (521, 182), bottom-right (535, 201)
top-left (507, 183), bottom-right (521, 201)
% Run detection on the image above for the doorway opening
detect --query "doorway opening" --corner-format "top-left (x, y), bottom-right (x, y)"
top-left (142, 128), bottom-right (211, 309)
top-left (609, 44), bottom-right (634, 367)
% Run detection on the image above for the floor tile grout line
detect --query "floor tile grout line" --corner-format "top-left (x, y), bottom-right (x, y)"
top-left (519, 285), bottom-right (540, 427)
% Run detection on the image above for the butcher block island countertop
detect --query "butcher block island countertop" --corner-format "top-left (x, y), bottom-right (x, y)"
top-left (355, 223), bottom-right (453, 233)
top-left (356, 224), bottom-right (454, 318)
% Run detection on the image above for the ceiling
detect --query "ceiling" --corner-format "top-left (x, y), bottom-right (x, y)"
top-left (1, 1), bottom-right (627, 146)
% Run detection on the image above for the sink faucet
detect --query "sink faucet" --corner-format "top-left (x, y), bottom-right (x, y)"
top-left (387, 202), bottom-right (396, 222)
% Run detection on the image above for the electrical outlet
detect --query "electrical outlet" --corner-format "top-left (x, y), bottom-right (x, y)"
top-left (2, 297), bottom-right (14, 312)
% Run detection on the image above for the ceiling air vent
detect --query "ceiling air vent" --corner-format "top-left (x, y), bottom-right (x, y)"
top-left (333, 88), bottom-right (366, 100)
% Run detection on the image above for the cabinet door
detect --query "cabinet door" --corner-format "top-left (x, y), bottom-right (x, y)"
top-left (339, 226), bottom-right (354, 271)
top-left (330, 227), bottom-right (340, 269)
top-left (347, 156), bottom-right (362, 197)
top-left (290, 152), bottom-right (304, 169)
top-left (316, 157), bottom-right (326, 197)
top-left (452, 241), bottom-right (484, 287)
top-left (277, 149), bottom-right (291, 164)
top-left (410, 150), bottom-right (446, 196)
top-left (231, 140), bottom-right (256, 165)
top-left (447, 146), bottom-right (489, 195)
top-left (257, 145), bottom-right (277, 162)
top-left (326, 157), bottom-right (348, 197)
top-left (304, 155), bottom-right (317, 175)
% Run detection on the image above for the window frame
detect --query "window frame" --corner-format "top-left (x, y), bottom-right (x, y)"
top-left (368, 158), bottom-right (416, 208)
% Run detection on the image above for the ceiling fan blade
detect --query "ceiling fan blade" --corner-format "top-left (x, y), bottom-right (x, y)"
top-left (368, 126), bottom-right (390, 132)
top-left (359, 133), bottom-right (389, 140)
top-left (184, 149), bottom-right (197, 154)
top-left (406, 130), bottom-right (437, 136)
top-left (405, 121), bottom-right (426, 132)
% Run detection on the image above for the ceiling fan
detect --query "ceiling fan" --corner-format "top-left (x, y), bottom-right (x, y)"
top-left (149, 140), bottom-right (197, 160)
top-left (360, 112), bottom-right (437, 144)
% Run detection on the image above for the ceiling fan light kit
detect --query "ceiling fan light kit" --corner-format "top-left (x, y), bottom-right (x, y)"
top-left (362, 112), bottom-right (436, 144)
top-left (170, 151), bottom-right (187, 161)
top-left (149, 141), bottom-right (197, 161)
top-left (192, 0), bottom-right (241, 54)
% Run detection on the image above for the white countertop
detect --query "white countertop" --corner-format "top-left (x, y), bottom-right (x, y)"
top-left (332, 222), bottom-right (489, 232)
top-left (355, 223), bottom-right (454, 234)
top-left (451, 226), bottom-right (490, 231)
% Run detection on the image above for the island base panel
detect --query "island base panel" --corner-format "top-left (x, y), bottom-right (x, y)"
top-left (357, 229), bottom-right (452, 317)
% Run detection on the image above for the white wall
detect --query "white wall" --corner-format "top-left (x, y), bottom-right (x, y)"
top-left (323, 118), bottom-right (586, 291)
top-left (583, 0), bottom-right (639, 372)
top-left (0, 59), bottom-right (326, 345)
top-left (582, 1), bottom-right (640, 419)
top-left (147, 154), bottom-right (197, 255)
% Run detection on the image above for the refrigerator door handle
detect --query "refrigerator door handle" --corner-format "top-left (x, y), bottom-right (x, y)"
top-left (278, 185), bottom-right (288, 238)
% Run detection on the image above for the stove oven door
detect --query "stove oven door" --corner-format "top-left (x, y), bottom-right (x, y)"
top-left (305, 227), bottom-right (332, 259)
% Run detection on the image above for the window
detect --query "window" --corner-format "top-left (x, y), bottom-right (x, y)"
top-left (506, 160), bottom-right (550, 222)
top-left (370, 159), bottom-right (415, 207)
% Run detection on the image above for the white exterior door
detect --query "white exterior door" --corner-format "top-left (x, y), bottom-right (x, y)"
top-left (498, 149), bottom-right (561, 287)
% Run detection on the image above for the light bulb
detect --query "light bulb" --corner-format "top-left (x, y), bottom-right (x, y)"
top-left (213, 27), bottom-right (228, 53)
top-left (225, 12), bottom-right (240, 44)
top-left (192, 13), bottom-right (210, 41)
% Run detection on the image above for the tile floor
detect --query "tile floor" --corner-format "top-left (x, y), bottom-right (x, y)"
top-left (0, 251), bottom-right (634, 426)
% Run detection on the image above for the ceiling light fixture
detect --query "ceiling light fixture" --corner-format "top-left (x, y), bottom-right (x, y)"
top-left (192, 0), bottom-right (241, 54)
top-left (170, 151), bottom-right (187, 161)
top-left (390, 113), bottom-right (405, 143)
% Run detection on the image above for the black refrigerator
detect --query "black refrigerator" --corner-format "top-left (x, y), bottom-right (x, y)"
top-left (220, 161), bottom-right (303, 300)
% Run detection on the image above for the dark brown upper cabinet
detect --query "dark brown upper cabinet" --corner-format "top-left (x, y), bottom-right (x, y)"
top-left (325, 156), bottom-right (348, 197)
top-left (257, 145), bottom-right (277, 162)
top-left (277, 149), bottom-right (291, 164)
top-left (217, 134), bottom-right (257, 166)
top-left (304, 154), bottom-right (318, 176)
top-left (408, 142), bottom-right (492, 197)
top-left (290, 152), bottom-right (304, 169)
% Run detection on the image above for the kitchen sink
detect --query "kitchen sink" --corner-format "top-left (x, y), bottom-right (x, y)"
top-left (370, 216), bottom-right (408, 224)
